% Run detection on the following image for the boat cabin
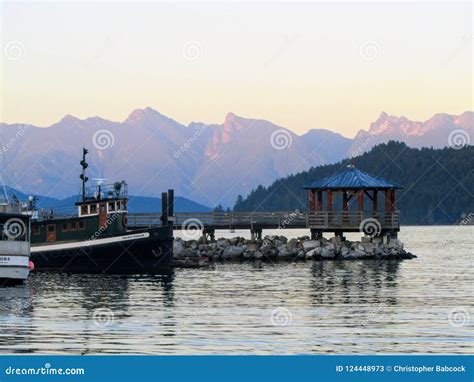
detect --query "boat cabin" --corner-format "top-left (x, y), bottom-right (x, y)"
top-left (31, 149), bottom-right (129, 244)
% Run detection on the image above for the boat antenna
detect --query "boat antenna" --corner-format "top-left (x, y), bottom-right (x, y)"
top-left (80, 148), bottom-right (89, 202)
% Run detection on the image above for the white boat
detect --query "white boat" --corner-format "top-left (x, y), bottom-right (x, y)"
top-left (0, 205), bottom-right (31, 285)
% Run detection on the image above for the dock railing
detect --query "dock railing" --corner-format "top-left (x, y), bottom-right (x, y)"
top-left (127, 211), bottom-right (307, 230)
top-left (127, 210), bottom-right (400, 231)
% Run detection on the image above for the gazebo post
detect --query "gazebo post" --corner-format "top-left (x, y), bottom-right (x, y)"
top-left (326, 190), bottom-right (333, 226)
top-left (309, 190), bottom-right (315, 212)
top-left (385, 190), bottom-right (392, 213)
top-left (342, 191), bottom-right (349, 224)
top-left (373, 190), bottom-right (378, 215)
top-left (317, 191), bottom-right (323, 212)
top-left (357, 189), bottom-right (364, 222)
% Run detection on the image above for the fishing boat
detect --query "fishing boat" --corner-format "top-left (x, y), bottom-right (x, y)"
top-left (0, 204), bottom-right (31, 285)
top-left (29, 148), bottom-right (174, 274)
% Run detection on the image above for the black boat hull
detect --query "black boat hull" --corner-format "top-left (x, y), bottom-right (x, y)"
top-left (30, 226), bottom-right (173, 274)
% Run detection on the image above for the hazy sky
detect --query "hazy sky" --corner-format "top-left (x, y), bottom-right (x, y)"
top-left (1, 1), bottom-right (472, 137)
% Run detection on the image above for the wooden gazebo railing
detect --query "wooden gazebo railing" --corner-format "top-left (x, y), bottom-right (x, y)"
top-left (307, 211), bottom-right (400, 230)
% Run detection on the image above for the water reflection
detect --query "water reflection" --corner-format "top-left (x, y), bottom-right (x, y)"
top-left (0, 226), bottom-right (472, 354)
top-left (309, 260), bottom-right (400, 306)
top-left (0, 272), bottom-right (175, 354)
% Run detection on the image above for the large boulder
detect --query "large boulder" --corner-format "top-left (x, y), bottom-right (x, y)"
top-left (303, 240), bottom-right (320, 251)
top-left (388, 239), bottom-right (404, 250)
top-left (305, 248), bottom-right (320, 259)
top-left (245, 243), bottom-right (259, 253)
top-left (340, 246), bottom-right (349, 257)
top-left (229, 237), bottom-right (239, 245)
top-left (321, 248), bottom-right (336, 258)
top-left (274, 239), bottom-right (284, 248)
top-left (342, 250), bottom-right (357, 259)
top-left (173, 239), bottom-right (186, 257)
top-left (287, 238), bottom-right (301, 251)
top-left (217, 239), bottom-right (230, 249)
top-left (277, 244), bottom-right (292, 259)
top-left (223, 245), bottom-right (244, 259)
top-left (297, 250), bottom-right (306, 260)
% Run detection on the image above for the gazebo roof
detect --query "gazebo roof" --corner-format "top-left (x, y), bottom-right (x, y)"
top-left (303, 165), bottom-right (403, 190)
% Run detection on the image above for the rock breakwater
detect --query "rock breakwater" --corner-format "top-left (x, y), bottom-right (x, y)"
top-left (172, 235), bottom-right (416, 267)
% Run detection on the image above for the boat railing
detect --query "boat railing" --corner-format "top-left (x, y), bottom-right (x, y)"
top-left (30, 206), bottom-right (77, 221)
top-left (81, 182), bottom-right (128, 202)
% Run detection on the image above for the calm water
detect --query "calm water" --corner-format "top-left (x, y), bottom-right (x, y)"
top-left (0, 226), bottom-right (472, 354)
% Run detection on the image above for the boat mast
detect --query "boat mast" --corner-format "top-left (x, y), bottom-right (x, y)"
top-left (79, 148), bottom-right (89, 202)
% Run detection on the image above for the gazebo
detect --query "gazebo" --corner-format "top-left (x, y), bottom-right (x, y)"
top-left (303, 165), bottom-right (403, 239)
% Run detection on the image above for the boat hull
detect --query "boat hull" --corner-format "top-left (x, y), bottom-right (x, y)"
top-left (0, 242), bottom-right (30, 285)
top-left (30, 226), bottom-right (173, 274)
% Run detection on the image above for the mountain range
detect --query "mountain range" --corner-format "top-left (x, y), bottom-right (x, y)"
top-left (1, 186), bottom-right (210, 214)
top-left (0, 108), bottom-right (472, 208)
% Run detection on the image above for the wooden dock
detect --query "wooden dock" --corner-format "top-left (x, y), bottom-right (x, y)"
top-left (127, 211), bottom-right (400, 238)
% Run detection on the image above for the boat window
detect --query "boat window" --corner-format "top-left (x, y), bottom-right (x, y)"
top-left (116, 202), bottom-right (120, 211)
top-left (100, 204), bottom-right (106, 213)
top-left (47, 225), bottom-right (56, 233)
top-left (90, 204), bottom-right (97, 214)
top-left (81, 205), bottom-right (88, 215)
top-left (33, 225), bottom-right (40, 235)
top-left (108, 202), bottom-right (115, 211)
top-left (79, 220), bottom-right (85, 230)
top-left (61, 223), bottom-right (68, 232)
top-left (70, 221), bottom-right (77, 231)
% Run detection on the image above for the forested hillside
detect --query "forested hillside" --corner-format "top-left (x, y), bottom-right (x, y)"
top-left (234, 142), bottom-right (474, 225)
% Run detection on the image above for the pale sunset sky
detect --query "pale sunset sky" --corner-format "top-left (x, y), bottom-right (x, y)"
top-left (1, 1), bottom-right (472, 137)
